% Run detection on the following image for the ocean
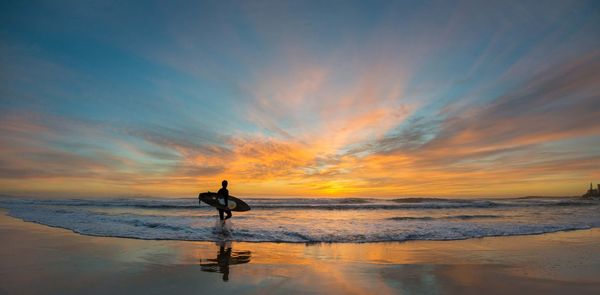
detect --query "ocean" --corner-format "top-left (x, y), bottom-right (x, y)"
top-left (1, 196), bottom-right (599, 243)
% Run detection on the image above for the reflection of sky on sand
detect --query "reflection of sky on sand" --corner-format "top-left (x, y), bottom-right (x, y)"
top-left (2, 212), bottom-right (600, 294)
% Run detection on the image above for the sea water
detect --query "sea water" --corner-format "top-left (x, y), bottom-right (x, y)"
top-left (1, 196), bottom-right (599, 243)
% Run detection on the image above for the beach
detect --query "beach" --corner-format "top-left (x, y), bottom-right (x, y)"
top-left (1, 210), bottom-right (599, 295)
top-left (3, 1), bottom-right (599, 294)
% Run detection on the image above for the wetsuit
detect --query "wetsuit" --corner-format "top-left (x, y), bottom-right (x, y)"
top-left (217, 187), bottom-right (232, 220)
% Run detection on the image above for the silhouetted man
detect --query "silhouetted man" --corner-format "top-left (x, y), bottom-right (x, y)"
top-left (217, 180), bottom-right (232, 222)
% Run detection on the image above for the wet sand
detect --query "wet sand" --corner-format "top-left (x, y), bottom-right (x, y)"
top-left (1, 210), bottom-right (599, 294)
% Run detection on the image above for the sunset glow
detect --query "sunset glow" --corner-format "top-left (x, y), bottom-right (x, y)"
top-left (1, 1), bottom-right (599, 197)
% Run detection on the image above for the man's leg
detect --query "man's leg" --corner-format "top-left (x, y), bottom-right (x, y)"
top-left (225, 210), bottom-right (232, 220)
top-left (218, 209), bottom-right (224, 220)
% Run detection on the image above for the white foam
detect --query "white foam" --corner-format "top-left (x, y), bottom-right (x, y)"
top-left (1, 197), bottom-right (598, 243)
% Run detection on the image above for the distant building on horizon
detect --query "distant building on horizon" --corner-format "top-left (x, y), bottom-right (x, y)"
top-left (582, 182), bottom-right (600, 198)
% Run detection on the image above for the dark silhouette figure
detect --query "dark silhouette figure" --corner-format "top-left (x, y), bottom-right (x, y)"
top-left (217, 180), bottom-right (232, 221)
top-left (217, 245), bottom-right (232, 281)
top-left (199, 242), bottom-right (251, 282)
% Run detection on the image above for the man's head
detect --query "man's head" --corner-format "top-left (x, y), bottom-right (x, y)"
top-left (222, 180), bottom-right (228, 188)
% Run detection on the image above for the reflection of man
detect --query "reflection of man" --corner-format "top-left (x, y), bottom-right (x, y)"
top-left (217, 180), bottom-right (232, 223)
top-left (217, 244), bottom-right (231, 281)
top-left (199, 241), bottom-right (252, 282)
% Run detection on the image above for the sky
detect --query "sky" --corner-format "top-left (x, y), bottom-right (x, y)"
top-left (0, 0), bottom-right (599, 198)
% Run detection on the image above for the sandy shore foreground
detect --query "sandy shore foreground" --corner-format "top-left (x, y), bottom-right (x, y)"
top-left (1, 210), bottom-right (599, 295)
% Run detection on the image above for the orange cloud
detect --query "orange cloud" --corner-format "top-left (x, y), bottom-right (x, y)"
top-left (1, 50), bottom-right (599, 198)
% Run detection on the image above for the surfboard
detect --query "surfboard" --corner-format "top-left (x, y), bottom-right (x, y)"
top-left (198, 192), bottom-right (251, 212)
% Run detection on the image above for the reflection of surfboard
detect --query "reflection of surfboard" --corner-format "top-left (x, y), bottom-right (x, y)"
top-left (199, 192), bottom-right (251, 212)
top-left (199, 247), bottom-right (252, 281)
top-left (199, 250), bottom-right (252, 267)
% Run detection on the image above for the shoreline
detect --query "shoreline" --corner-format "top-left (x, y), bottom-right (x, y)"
top-left (2, 210), bottom-right (600, 294)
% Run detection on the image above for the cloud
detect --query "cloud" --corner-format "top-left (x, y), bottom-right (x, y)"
top-left (299, 52), bottom-right (600, 196)
top-left (363, 52), bottom-right (600, 162)
top-left (1, 50), bottom-right (598, 197)
top-left (124, 125), bottom-right (231, 159)
top-left (0, 112), bottom-right (230, 190)
top-left (1, 1), bottom-right (599, 197)
top-left (427, 52), bottom-right (599, 158)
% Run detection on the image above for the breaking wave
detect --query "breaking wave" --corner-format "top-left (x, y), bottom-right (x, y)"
top-left (0, 196), bottom-right (598, 243)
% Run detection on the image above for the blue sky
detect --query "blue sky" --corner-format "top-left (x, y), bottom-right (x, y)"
top-left (1, 0), bottom-right (599, 197)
